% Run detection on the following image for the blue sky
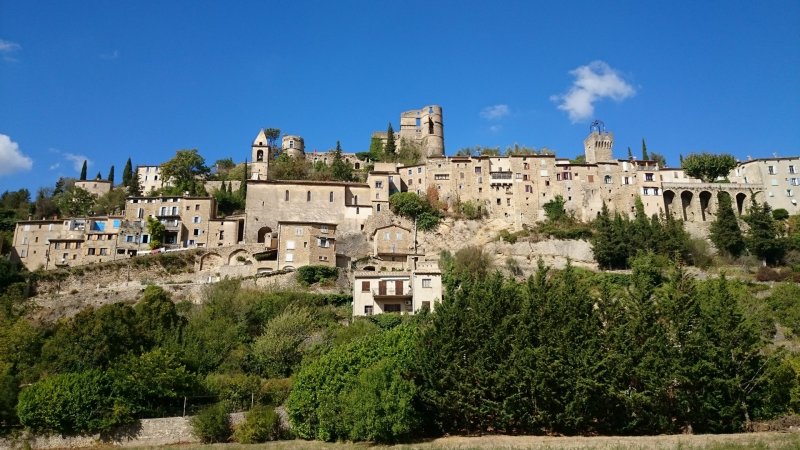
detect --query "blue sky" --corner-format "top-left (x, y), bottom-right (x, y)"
top-left (1, 1), bottom-right (799, 193)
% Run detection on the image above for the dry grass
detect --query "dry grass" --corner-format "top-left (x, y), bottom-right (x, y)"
top-left (125, 431), bottom-right (800, 450)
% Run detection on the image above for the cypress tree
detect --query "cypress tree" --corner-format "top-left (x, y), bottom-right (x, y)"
top-left (95, 171), bottom-right (102, 180)
top-left (642, 139), bottom-right (649, 160)
top-left (384, 123), bottom-right (396, 159)
top-left (122, 158), bottom-right (133, 187)
top-left (743, 198), bottom-right (786, 265)
top-left (107, 165), bottom-right (115, 185)
top-left (80, 160), bottom-right (88, 180)
top-left (709, 192), bottom-right (745, 258)
top-left (627, 147), bottom-right (633, 159)
top-left (239, 160), bottom-right (248, 196)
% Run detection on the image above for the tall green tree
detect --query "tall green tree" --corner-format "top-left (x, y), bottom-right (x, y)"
top-left (146, 217), bottom-right (165, 249)
top-left (330, 141), bottom-right (353, 182)
top-left (55, 186), bottom-right (95, 217)
top-left (743, 198), bottom-right (786, 265)
top-left (159, 149), bottom-right (210, 196)
top-left (641, 138), bottom-right (649, 160)
top-left (239, 159), bottom-right (248, 196)
top-left (79, 160), bottom-right (88, 180)
top-left (681, 153), bottom-right (737, 182)
top-left (710, 192), bottom-right (746, 258)
top-left (95, 171), bottom-right (102, 180)
top-left (122, 158), bottom-right (133, 187)
top-left (107, 165), bottom-right (115, 184)
top-left (384, 123), bottom-right (396, 159)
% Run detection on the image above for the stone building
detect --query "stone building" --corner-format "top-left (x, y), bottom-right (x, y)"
top-left (352, 260), bottom-right (442, 316)
top-left (75, 179), bottom-right (112, 197)
top-left (276, 221), bottom-right (337, 270)
top-left (137, 165), bottom-right (167, 195)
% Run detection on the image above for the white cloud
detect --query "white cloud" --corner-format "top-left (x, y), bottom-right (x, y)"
top-left (489, 124), bottom-right (502, 133)
top-left (64, 153), bottom-right (91, 172)
top-left (49, 163), bottom-right (61, 170)
top-left (0, 39), bottom-right (21, 62)
top-left (551, 61), bottom-right (635, 122)
top-left (0, 134), bottom-right (33, 176)
top-left (480, 104), bottom-right (510, 120)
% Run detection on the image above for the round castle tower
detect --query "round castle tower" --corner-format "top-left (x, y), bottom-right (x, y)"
top-left (282, 135), bottom-right (305, 158)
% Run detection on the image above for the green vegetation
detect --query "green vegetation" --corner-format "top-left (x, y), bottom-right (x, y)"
top-left (146, 216), bottom-right (165, 249)
top-left (159, 149), bottom-right (210, 196)
top-left (710, 192), bottom-right (746, 258)
top-left (592, 198), bottom-right (693, 269)
top-left (536, 195), bottom-right (593, 240)
top-left (190, 401), bottom-right (232, 443)
top-left (681, 152), bottom-right (738, 182)
top-left (296, 265), bottom-right (339, 285)
top-left (389, 192), bottom-right (443, 231)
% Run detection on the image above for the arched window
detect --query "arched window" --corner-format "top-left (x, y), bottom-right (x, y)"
top-left (604, 175), bottom-right (612, 184)
top-left (428, 118), bottom-right (434, 134)
top-left (256, 150), bottom-right (263, 162)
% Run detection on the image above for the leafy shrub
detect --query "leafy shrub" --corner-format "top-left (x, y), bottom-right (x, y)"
top-left (17, 370), bottom-right (126, 434)
top-left (190, 402), bottom-right (231, 443)
top-left (389, 192), bottom-right (443, 231)
top-left (251, 306), bottom-right (316, 378)
top-left (773, 208), bottom-right (790, 221)
top-left (296, 265), bottom-right (339, 285)
top-left (497, 229), bottom-right (517, 244)
top-left (367, 313), bottom-right (403, 330)
top-left (687, 238), bottom-right (714, 269)
top-left (204, 372), bottom-right (263, 411)
top-left (287, 324), bottom-right (422, 442)
top-left (233, 405), bottom-right (283, 443)
top-left (458, 200), bottom-right (485, 220)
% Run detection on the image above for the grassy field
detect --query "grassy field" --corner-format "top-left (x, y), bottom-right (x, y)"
top-left (123, 432), bottom-right (800, 450)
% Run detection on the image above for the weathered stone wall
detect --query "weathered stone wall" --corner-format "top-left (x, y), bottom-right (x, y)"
top-left (0, 413), bottom-right (246, 449)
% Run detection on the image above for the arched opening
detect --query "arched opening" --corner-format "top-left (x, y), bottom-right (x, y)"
top-left (680, 191), bottom-right (694, 221)
top-left (228, 249), bottom-right (249, 266)
top-left (428, 117), bottom-right (434, 134)
top-left (256, 150), bottom-right (264, 162)
top-left (199, 253), bottom-right (222, 271)
top-left (663, 190), bottom-right (676, 218)
top-left (736, 192), bottom-right (747, 215)
top-left (363, 265), bottom-right (376, 271)
top-left (257, 226), bottom-right (273, 244)
top-left (355, 162), bottom-right (360, 170)
top-left (699, 191), bottom-right (712, 221)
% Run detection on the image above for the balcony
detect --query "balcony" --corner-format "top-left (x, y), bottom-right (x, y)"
top-left (372, 287), bottom-right (413, 299)
top-left (490, 171), bottom-right (513, 186)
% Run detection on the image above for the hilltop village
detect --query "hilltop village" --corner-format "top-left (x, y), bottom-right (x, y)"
top-left (9, 104), bottom-right (800, 315)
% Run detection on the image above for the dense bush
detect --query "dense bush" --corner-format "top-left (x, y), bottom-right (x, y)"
top-left (17, 370), bottom-right (124, 434)
top-left (296, 265), bottom-right (339, 285)
top-left (251, 306), bottom-right (316, 378)
top-left (389, 192), bottom-right (443, 231)
top-left (287, 324), bottom-right (422, 442)
top-left (233, 405), bottom-right (283, 443)
top-left (190, 402), bottom-right (231, 443)
top-left (204, 372), bottom-right (264, 411)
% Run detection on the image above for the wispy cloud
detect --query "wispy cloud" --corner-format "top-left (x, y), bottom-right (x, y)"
top-left (489, 124), bottom-right (502, 133)
top-left (0, 39), bottom-right (21, 62)
top-left (49, 163), bottom-right (61, 170)
top-left (100, 49), bottom-right (120, 60)
top-left (551, 61), bottom-right (635, 122)
top-left (0, 134), bottom-right (33, 176)
top-left (64, 153), bottom-right (91, 172)
top-left (480, 104), bottom-right (510, 120)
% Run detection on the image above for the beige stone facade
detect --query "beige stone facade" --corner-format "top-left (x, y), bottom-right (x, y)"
top-left (353, 260), bottom-right (442, 316)
top-left (137, 165), bottom-right (167, 195)
top-left (75, 179), bottom-right (112, 196)
top-left (276, 222), bottom-right (336, 270)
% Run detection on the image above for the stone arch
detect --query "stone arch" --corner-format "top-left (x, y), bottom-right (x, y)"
top-left (257, 226), bottom-right (273, 243)
top-left (699, 191), bottom-right (712, 221)
top-left (663, 190), bottom-right (676, 219)
top-left (256, 150), bottom-right (264, 162)
top-left (200, 252), bottom-right (223, 271)
top-left (736, 192), bottom-right (747, 215)
top-left (680, 191), bottom-right (694, 221)
top-left (228, 249), bottom-right (250, 266)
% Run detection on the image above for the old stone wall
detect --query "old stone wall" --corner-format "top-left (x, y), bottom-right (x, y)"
top-left (0, 413), bottom-right (246, 449)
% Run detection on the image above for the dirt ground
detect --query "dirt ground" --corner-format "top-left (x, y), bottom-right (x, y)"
top-left (129, 431), bottom-right (800, 450)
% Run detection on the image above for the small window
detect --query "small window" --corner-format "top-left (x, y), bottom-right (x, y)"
top-left (768, 166), bottom-right (776, 175)
top-left (286, 240), bottom-right (295, 250)
top-left (422, 278), bottom-right (432, 288)
top-left (285, 190), bottom-right (289, 201)
top-left (376, 204), bottom-right (382, 212)
top-left (194, 228), bottom-right (200, 236)
top-left (320, 225), bottom-right (329, 233)
top-left (375, 181), bottom-right (383, 188)
top-left (285, 253), bottom-right (294, 262)
top-left (195, 204), bottom-right (200, 211)
top-left (361, 281), bottom-right (370, 292)
top-left (329, 192), bottom-right (334, 202)
top-left (307, 191), bottom-right (311, 202)
top-left (193, 216), bottom-right (201, 223)
top-left (364, 305), bottom-right (374, 316)
top-left (295, 227), bottom-right (303, 236)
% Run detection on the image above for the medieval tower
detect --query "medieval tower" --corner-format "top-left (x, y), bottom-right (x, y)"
top-left (251, 129), bottom-right (271, 180)
top-left (398, 105), bottom-right (445, 159)
top-left (583, 120), bottom-right (614, 164)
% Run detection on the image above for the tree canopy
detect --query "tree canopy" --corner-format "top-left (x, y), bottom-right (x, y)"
top-left (681, 152), bottom-right (737, 182)
top-left (159, 149), bottom-right (210, 196)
